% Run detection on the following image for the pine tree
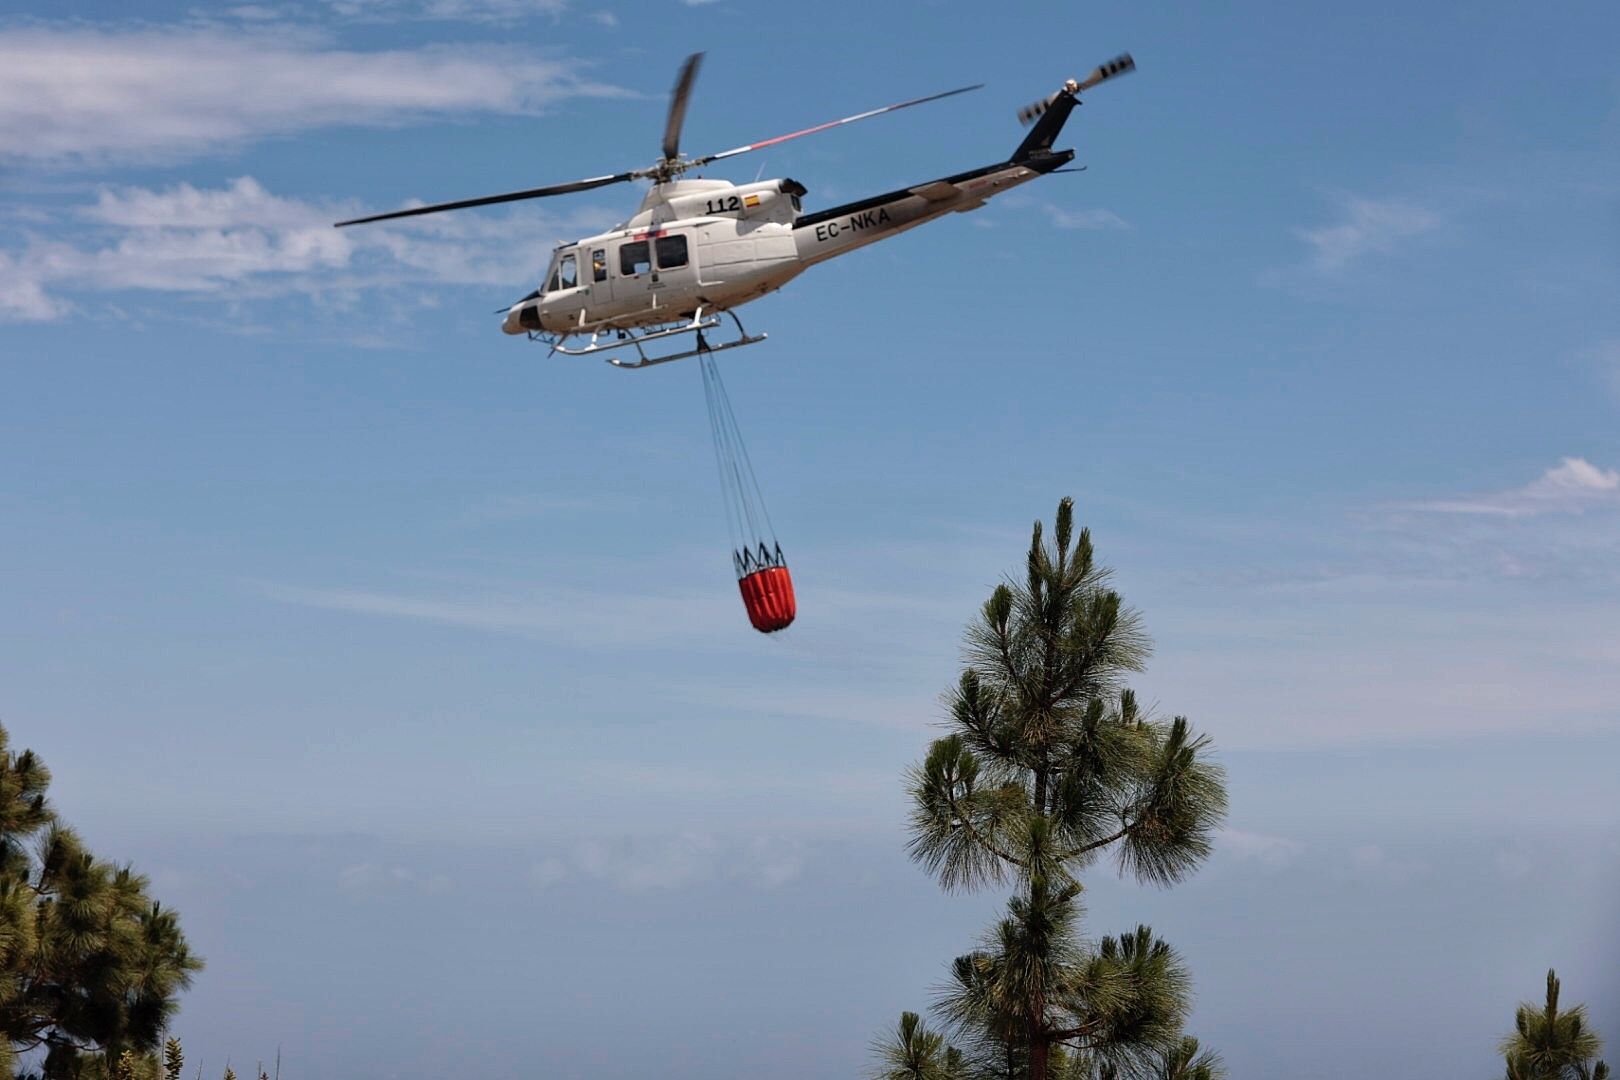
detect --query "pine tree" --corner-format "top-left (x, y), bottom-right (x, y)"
top-left (1501, 970), bottom-right (1610, 1080)
top-left (0, 723), bottom-right (202, 1077)
top-left (885, 499), bottom-right (1227, 1080)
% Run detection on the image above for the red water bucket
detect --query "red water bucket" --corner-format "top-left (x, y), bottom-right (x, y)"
top-left (738, 564), bottom-right (796, 633)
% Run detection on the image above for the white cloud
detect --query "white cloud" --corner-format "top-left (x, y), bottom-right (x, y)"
top-left (0, 177), bottom-right (618, 322)
top-left (1295, 195), bottom-right (1441, 271)
top-left (1045, 206), bottom-right (1129, 231)
top-left (327, 0), bottom-right (569, 19)
top-left (339, 861), bottom-right (454, 894)
top-left (1338, 842), bottom-right (1428, 883)
top-left (0, 253), bottom-right (72, 322)
top-left (1406, 458), bottom-right (1620, 517)
top-left (1219, 828), bottom-right (1306, 870)
top-left (0, 27), bottom-right (624, 166)
top-left (222, 5), bottom-right (288, 19)
top-left (259, 578), bottom-right (741, 649)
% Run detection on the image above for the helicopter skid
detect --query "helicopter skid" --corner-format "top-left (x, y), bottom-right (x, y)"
top-left (536, 309), bottom-right (766, 370)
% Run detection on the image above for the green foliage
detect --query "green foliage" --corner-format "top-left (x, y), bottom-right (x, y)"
top-left (0, 723), bottom-right (202, 1078)
top-left (1501, 970), bottom-right (1609, 1080)
top-left (881, 500), bottom-right (1228, 1080)
top-left (161, 1039), bottom-right (182, 1080)
top-left (872, 1012), bottom-right (961, 1080)
top-left (1146, 1035), bottom-right (1226, 1080)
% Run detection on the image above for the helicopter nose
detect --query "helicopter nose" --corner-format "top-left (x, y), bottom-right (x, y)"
top-left (503, 301), bottom-right (543, 335)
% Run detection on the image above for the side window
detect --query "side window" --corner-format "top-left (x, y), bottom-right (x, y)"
top-left (591, 249), bottom-right (607, 283)
top-left (655, 234), bottom-right (689, 270)
top-left (558, 252), bottom-right (577, 290)
top-left (620, 241), bottom-right (650, 276)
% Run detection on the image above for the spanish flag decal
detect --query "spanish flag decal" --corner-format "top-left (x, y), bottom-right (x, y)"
top-left (743, 194), bottom-right (761, 208)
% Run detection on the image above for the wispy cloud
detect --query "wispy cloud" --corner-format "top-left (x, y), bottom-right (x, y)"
top-left (997, 194), bottom-right (1128, 232)
top-left (325, 0), bottom-right (569, 20)
top-left (0, 253), bottom-right (68, 322)
top-left (219, 5), bottom-right (289, 20)
top-left (1337, 842), bottom-right (1429, 884)
top-left (529, 833), bottom-right (805, 893)
top-left (0, 177), bottom-right (616, 322)
top-left (0, 27), bottom-right (623, 166)
top-left (339, 861), bottom-right (454, 895)
top-left (1219, 828), bottom-right (1306, 871)
top-left (257, 579), bottom-right (742, 649)
top-left (1402, 458), bottom-right (1620, 517)
top-left (1295, 195), bottom-right (1442, 271)
top-left (1044, 206), bottom-right (1130, 231)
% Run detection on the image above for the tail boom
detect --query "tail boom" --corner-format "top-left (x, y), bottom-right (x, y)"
top-left (791, 150), bottom-right (1071, 267)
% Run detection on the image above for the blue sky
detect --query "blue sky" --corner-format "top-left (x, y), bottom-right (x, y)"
top-left (3, 1), bottom-right (1618, 1077)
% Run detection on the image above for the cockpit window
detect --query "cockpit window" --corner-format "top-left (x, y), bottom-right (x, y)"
top-left (655, 235), bottom-right (688, 270)
top-left (620, 241), bottom-right (650, 276)
top-left (545, 249), bottom-right (577, 293)
top-left (591, 249), bottom-right (607, 283)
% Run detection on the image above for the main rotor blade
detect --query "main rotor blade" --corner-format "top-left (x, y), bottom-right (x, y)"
top-left (333, 172), bottom-right (634, 227)
top-left (690, 82), bottom-right (983, 168)
top-left (662, 52), bottom-right (704, 163)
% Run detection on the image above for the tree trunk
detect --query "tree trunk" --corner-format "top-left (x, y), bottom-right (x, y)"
top-left (1028, 1031), bottom-right (1049, 1080)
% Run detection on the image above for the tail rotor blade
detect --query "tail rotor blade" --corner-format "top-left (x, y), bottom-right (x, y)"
top-left (662, 51), bottom-right (704, 162)
top-left (1018, 53), bottom-right (1135, 125)
top-left (1075, 52), bottom-right (1135, 93)
top-left (1017, 92), bottom-right (1060, 126)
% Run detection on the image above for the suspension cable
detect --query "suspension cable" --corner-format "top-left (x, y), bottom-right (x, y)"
top-left (699, 350), bottom-right (778, 574)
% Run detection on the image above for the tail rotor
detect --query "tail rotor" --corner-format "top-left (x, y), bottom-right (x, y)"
top-left (1017, 52), bottom-right (1136, 125)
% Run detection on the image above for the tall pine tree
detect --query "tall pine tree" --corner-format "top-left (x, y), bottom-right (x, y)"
top-left (879, 499), bottom-right (1226, 1080)
top-left (0, 723), bottom-right (201, 1078)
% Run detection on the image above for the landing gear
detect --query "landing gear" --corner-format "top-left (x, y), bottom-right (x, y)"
top-left (532, 308), bottom-right (767, 370)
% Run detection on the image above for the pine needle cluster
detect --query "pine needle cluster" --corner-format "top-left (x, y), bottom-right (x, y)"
top-left (1500, 970), bottom-right (1610, 1080)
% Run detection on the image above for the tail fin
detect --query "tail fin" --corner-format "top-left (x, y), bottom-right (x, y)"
top-left (1012, 92), bottom-right (1079, 161)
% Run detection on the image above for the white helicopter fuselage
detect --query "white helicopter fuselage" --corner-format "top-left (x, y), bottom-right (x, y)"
top-left (503, 155), bottom-right (1060, 339)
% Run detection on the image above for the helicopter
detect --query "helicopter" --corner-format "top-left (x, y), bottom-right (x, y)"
top-left (335, 51), bottom-right (1136, 368)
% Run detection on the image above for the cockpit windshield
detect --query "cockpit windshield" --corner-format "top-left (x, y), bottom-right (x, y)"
top-left (543, 248), bottom-right (578, 294)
